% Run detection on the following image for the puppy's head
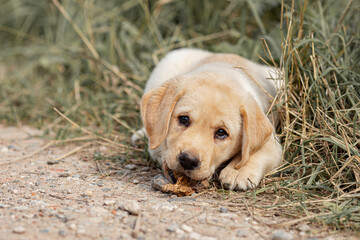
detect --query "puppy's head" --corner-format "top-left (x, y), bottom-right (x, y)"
top-left (141, 72), bottom-right (273, 181)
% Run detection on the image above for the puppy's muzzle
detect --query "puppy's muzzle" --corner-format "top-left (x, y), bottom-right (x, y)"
top-left (178, 152), bottom-right (199, 170)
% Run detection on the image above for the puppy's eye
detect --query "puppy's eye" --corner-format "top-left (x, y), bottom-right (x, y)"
top-left (215, 128), bottom-right (228, 140)
top-left (178, 116), bottom-right (190, 127)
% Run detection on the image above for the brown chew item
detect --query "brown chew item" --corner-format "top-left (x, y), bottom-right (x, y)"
top-left (161, 171), bottom-right (210, 196)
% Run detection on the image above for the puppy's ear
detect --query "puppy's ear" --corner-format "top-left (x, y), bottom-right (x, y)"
top-left (141, 79), bottom-right (183, 150)
top-left (235, 97), bottom-right (273, 169)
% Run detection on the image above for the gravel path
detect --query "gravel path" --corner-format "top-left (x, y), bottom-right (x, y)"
top-left (0, 125), bottom-right (357, 240)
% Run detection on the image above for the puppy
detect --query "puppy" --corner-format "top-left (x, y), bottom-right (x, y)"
top-left (132, 48), bottom-right (283, 191)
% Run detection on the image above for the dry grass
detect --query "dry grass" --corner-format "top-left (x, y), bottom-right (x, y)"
top-left (0, 0), bottom-right (359, 231)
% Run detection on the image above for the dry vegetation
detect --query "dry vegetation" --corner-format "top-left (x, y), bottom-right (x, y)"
top-left (0, 0), bottom-right (359, 231)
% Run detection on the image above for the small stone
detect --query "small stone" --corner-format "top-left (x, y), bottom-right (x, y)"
top-left (0, 204), bottom-right (10, 208)
top-left (298, 224), bottom-right (310, 232)
top-left (104, 200), bottom-right (116, 206)
top-left (13, 226), bottom-right (26, 234)
top-left (219, 207), bottom-right (228, 213)
top-left (136, 235), bottom-right (145, 240)
top-left (1, 146), bottom-right (9, 152)
top-left (175, 228), bottom-right (185, 235)
top-left (152, 174), bottom-right (170, 191)
top-left (271, 229), bottom-right (293, 240)
top-left (67, 223), bottom-right (77, 230)
top-left (201, 237), bottom-right (217, 240)
top-left (102, 188), bottom-right (111, 192)
top-left (236, 229), bottom-right (249, 237)
top-left (77, 226), bottom-right (86, 235)
top-left (39, 228), bottom-right (49, 233)
top-left (121, 200), bottom-right (141, 215)
top-left (166, 224), bottom-right (178, 232)
top-left (189, 232), bottom-right (203, 240)
top-left (180, 224), bottom-right (192, 233)
top-left (56, 214), bottom-right (66, 221)
top-left (138, 197), bottom-right (148, 202)
top-left (13, 206), bottom-right (28, 211)
top-left (47, 160), bottom-right (60, 165)
top-left (58, 229), bottom-right (66, 237)
top-left (64, 215), bottom-right (74, 221)
top-left (8, 145), bottom-right (20, 151)
top-left (97, 181), bottom-right (104, 187)
top-left (59, 173), bottom-right (70, 178)
top-left (124, 164), bottom-right (137, 170)
top-left (82, 191), bottom-right (93, 197)
top-left (132, 179), bottom-right (140, 184)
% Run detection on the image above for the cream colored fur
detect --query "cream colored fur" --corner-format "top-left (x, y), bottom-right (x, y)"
top-left (132, 48), bottom-right (283, 191)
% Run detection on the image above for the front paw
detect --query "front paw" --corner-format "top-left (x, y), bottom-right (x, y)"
top-left (219, 166), bottom-right (263, 191)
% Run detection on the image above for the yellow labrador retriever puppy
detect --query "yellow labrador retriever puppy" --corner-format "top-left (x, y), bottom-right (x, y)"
top-left (132, 48), bottom-right (283, 191)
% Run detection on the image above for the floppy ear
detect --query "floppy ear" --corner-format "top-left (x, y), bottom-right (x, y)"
top-left (141, 79), bottom-right (183, 150)
top-left (235, 97), bottom-right (273, 169)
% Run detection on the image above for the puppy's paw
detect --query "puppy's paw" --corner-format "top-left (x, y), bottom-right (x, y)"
top-left (219, 166), bottom-right (263, 191)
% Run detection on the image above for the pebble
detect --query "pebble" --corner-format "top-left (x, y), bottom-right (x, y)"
top-left (124, 164), bottom-right (137, 170)
top-left (81, 191), bottom-right (93, 197)
top-left (39, 228), bottom-right (50, 233)
top-left (64, 214), bottom-right (74, 221)
top-left (202, 237), bottom-right (217, 240)
top-left (67, 223), bottom-right (77, 230)
top-left (132, 179), bottom-right (140, 184)
top-left (13, 206), bottom-right (28, 211)
top-left (152, 202), bottom-right (177, 211)
top-left (175, 228), bottom-right (185, 235)
top-left (136, 235), bottom-right (145, 240)
top-left (168, 197), bottom-right (196, 203)
top-left (180, 224), bottom-right (192, 233)
top-left (77, 225), bottom-right (86, 235)
top-left (219, 207), bottom-right (228, 213)
top-left (47, 160), bottom-right (60, 165)
top-left (97, 181), bottom-right (104, 187)
top-left (121, 200), bottom-right (141, 215)
top-left (1, 146), bottom-right (9, 152)
top-left (8, 145), bottom-right (21, 151)
top-left (189, 232), bottom-right (203, 240)
top-left (102, 188), bottom-right (111, 192)
top-left (59, 173), bottom-right (70, 178)
top-left (0, 204), bottom-right (10, 208)
top-left (13, 226), bottom-right (26, 234)
top-left (58, 229), bottom-right (67, 237)
top-left (151, 174), bottom-right (170, 191)
top-left (104, 200), bottom-right (116, 206)
top-left (236, 229), bottom-right (249, 237)
top-left (271, 229), bottom-right (293, 240)
top-left (166, 224), bottom-right (178, 232)
top-left (298, 224), bottom-right (310, 232)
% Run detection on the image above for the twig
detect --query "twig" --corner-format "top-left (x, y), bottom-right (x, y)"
top-left (180, 208), bottom-right (206, 225)
top-left (271, 213), bottom-right (333, 227)
top-left (0, 142), bottom-right (54, 166)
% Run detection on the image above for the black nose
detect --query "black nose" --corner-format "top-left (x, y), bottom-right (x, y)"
top-left (178, 152), bottom-right (199, 170)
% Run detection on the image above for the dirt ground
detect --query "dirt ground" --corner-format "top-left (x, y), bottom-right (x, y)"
top-left (0, 125), bottom-right (358, 240)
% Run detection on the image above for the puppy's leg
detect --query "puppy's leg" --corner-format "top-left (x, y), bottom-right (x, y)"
top-left (219, 134), bottom-right (282, 191)
top-left (131, 127), bottom-right (147, 145)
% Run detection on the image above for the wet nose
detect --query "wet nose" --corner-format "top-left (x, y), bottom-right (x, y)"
top-left (178, 152), bottom-right (199, 170)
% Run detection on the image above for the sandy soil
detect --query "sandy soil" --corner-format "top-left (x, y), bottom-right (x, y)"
top-left (0, 125), bottom-right (357, 240)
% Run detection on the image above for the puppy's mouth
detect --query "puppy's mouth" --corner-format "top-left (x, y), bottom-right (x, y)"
top-left (168, 169), bottom-right (177, 183)
top-left (163, 161), bottom-right (195, 184)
